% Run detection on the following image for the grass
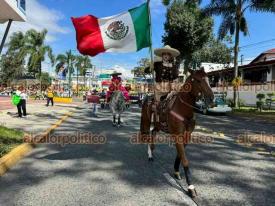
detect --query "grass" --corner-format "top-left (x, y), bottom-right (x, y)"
top-left (232, 107), bottom-right (275, 123)
top-left (0, 126), bottom-right (24, 158)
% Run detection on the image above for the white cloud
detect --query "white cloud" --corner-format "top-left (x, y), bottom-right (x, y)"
top-left (112, 65), bottom-right (134, 79)
top-left (0, 0), bottom-right (69, 43)
top-left (149, 0), bottom-right (166, 15)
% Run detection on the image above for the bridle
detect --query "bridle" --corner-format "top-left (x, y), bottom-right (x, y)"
top-left (177, 74), bottom-right (208, 111)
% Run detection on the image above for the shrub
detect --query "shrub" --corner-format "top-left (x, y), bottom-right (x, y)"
top-left (256, 93), bottom-right (265, 101)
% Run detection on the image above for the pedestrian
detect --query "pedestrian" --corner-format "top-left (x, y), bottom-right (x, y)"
top-left (46, 86), bottom-right (54, 106)
top-left (17, 87), bottom-right (28, 118)
top-left (91, 89), bottom-right (99, 117)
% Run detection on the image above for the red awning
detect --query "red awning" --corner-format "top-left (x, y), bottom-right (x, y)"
top-left (101, 80), bottom-right (111, 86)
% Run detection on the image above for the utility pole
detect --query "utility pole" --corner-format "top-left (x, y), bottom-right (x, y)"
top-left (0, 19), bottom-right (13, 55)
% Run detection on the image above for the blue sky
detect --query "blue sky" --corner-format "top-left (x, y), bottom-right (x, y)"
top-left (2, 0), bottom-right (275, 76)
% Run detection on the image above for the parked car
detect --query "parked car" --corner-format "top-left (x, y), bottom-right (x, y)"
top-left (196, 94), bottom-right (232, 115)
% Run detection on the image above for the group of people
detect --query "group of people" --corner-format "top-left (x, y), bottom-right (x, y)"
top-left (85, 45), bottom-right (180, 119)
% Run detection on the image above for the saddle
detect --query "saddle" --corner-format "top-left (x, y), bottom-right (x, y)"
top-left (157, 92), bottom-right (196, 133)
top-left (158, 93), bottom-right (178, 133)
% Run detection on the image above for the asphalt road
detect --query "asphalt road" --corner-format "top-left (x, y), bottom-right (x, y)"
top-left (0, 104), bottom-right (274, 206)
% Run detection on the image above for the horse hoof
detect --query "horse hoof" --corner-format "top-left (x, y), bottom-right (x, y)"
top-left (174, 172), bottom-right (182, 180)
top-left (148, 157), bottom-right (154, 162)
top-left (117, 124), bottom-right (121, 128)
top-left (188, 185), bottom-right (197, 198)
top-left (113, 123), bottom-right (117, 127)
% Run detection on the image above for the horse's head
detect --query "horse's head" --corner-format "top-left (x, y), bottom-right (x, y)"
top-left (185, 68), bottom-right (214, 106)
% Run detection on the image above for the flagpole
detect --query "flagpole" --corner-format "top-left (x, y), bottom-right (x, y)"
top-left (147, 0), bottom-right (155, 95)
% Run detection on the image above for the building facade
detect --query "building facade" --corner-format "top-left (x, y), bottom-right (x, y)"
top-left (0, 0), bottom-right (26, 23)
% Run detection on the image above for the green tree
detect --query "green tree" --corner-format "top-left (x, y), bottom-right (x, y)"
top-left (56, 50), bottom-right (76, 94)
top-left (162, 0), bottom-right (213, 69)
top-left (24, 29), bottom-right (54, 78)
top-left (40, 72), bottom-right (52, 88)
top-left (0, 54), bottom-right (25, 85)
top-left (0, 32), bottom-right (26, 85)
top-left (192, 36), bottom-right (232, 65)
top-left (75, 55), bottom-right (92, 95)
top-left (132, 58), bottom-right (150, 78)
top-left (203, 0), bottom-right (275, 107)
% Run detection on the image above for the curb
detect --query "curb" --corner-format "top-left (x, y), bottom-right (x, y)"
top-left (0, 111), bottom-right (74, 176)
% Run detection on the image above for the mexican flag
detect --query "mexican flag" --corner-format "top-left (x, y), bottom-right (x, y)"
top-left (71, 3), bottom-right (151, 57)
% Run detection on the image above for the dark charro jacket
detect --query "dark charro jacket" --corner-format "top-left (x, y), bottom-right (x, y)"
top-left (154, 61), bottom-right (180, 83)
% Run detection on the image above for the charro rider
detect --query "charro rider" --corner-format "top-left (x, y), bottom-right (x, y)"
top-left (154, 45), bottom-right (180, 102)
top-left (152, 45), bottom-right (180, 124)
top-left (106, 71), bottom-right (130, 102)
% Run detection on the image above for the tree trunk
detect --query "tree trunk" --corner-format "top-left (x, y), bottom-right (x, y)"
top-left (233, 11), bottom-right (241, 108)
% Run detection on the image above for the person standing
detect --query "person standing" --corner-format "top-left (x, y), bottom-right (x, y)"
top-left (91, 89), bottom-right (99, 117)
top-left (46, 87), bottom-right (54, 106)
top-left (17, 87), bottom-right (28, 118)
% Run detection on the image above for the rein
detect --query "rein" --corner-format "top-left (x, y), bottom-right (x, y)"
top-left (178, 95), bottom-right (201, 112)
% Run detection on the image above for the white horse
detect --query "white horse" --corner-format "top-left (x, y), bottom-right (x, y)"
top-left (109, 91), bottom-right (126, 127)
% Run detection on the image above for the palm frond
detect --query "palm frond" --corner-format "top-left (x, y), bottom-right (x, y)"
top-left (250, 0), bottom-right (275, 12)
top-left (240, 16), bottom-right (248, 36)
top-left (218, 15), bottom-right (234, 39)
top-left (203, 0), bottom-right (236, 16)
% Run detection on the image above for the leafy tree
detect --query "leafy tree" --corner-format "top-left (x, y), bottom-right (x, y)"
top-left (75, 55), bottom-right (92, 95)
top-left (24, 29), bottom-right (54, 78)
top-left (192, 36), bottom-right (232, 65)
top-left (0, 32), bottom-right (26, 85)
top-left (0, 54), bottom-right (25, 85)
top-left (203, 0), bottom-right (275, 107)
top-left (56, 50), bottom-right (76, 91)
top-left (132, 58), bottom-right (150, 78)
top-left (162, 0), bottom-right (213, 69)
top-left (40, 72), bottom-right (52, 88)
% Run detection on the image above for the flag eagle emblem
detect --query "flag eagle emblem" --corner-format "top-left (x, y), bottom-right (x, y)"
top-left (105, 21), bottom-right (129, 41)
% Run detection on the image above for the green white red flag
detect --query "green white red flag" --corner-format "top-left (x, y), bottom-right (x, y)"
top-left (71, 3), bottom-right (151, 57)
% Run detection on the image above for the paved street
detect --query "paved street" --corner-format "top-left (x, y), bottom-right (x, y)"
top-left (0, 104), bottom-right (274, 206)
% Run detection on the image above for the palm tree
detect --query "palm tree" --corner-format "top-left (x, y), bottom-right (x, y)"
top-left (75, 55), bottom-right (92, 95)
top-left (56, 50), bottom-right (76, 95)
top-left (24, 29), bottom-right (54, 78)
top-left (203, 0), bottom-right (275, 107)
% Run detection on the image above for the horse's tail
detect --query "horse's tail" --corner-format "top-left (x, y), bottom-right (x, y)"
top-left (139, 95), bottom-right (152, 143)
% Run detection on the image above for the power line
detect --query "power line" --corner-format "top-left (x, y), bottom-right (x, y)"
top-left (240, 38), bottom-right (275, 49)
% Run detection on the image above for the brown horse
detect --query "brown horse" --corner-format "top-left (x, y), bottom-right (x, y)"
top-left (139, 68), bottom-right (214, 197)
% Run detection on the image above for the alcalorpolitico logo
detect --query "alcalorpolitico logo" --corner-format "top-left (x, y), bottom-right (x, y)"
top-left (105, 20), bottom-right (129, 40)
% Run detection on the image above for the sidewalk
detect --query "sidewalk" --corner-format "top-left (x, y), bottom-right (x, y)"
top-left (0, 102), bottom-right (81, 134)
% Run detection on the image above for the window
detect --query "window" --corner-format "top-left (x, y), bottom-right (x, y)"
top-left (18, 0), bottom-right (26, 13)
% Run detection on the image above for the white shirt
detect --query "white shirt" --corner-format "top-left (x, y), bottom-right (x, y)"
top-left (20, 92), bottom-right (28, 100)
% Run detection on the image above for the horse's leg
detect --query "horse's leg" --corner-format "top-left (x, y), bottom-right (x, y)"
top-left (174, 144), bottom-right (187, 180)
top-left (175, 142), bottom-right (197, 198)
top-left (174, 155), bottom-right (181, 179)
top-left (113, 113), bottom-right (116, 126)
top-left (148, 125), bottom-right (157, 161)
top-left (148, 112), bottom-right (158, 161)
top-left (117, 113), bottom-right (121, 127)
